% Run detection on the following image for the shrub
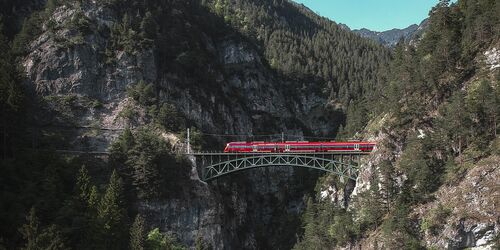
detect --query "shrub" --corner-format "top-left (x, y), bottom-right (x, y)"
top-left (420, 203), bottom-right (451, 236)
top-left (146, 228), bottom-right (186, 250)
top-left (127, 81), bottom-right (155, 106)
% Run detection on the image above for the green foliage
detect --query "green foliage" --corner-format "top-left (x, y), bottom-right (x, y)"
top-left (146, 228), bottom-right (186, 250)
top-left (327, 209), bottom-right (357, 246)
top-left (155, 103), bottom-right (184, 132)
top-left (399, 138), bottom-right (443, 203)
top-left (97, 170), bottom-right (127, 249)
top-left (179, 127), bottom-right (204, 152)
top-left (295, 191), bottom-right (359, 249)
top-left (380, 204), bottom-right (422, 249)
top-left (117, 103), bottom-right (139, 123)
top-left (140, 12), bottom-right (158, 42)
top-left (125, 81), bottom-right (185, 132)
top-left (443, 159), bottom-right (469, 184)
top-left (19, 208), bottom-right (39, 250)
top-left (466, 80), bottom-right (499, 145)
top-left (420, 203), bottom-right (451, 236)
top-left (127, 81), bottom-right (156, 106)
top-left (130, 215), bottom-right (146, 250)
top-left (490, 137), bottom-right (500, 155)
top-left (109, 128), bottom-right (189, 199)
top-left (202, 0), bottom-right (390, 120)
top-left (352, 176), bottom-right (385, 233)
top-left (77, 165), bottom-right (92, 204)
top-left (195, 236), bottom-right (212, 250)
top-left (436, 91), bottom-right (470, 156)
top-left (19, 208), bottom-right (67, 250)
top-left (109, 11), bottom-right (156, 54)
top-left (12, 12), bottom-right (42, 56)
top-left (0, 20), bottom-right (22, 111)
top-left (68, 9), bottom-right (91, 35)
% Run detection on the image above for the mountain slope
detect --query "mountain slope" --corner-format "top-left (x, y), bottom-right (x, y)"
top-left (353, 19), bottom-right (429, 47)
top-left (295, 0), bottom-right (499, 249)
top-left (0, 0), bottom-right (390, 249)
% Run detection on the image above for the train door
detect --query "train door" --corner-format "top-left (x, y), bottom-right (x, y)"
top-left (252, 145), bottom-right (258, 152)
top-left (354, 144), bottom-right (360, 151)
top-left (285, 144), bottom-right (290, 152)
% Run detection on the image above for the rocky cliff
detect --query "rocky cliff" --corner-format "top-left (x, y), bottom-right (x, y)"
top-left (19, 1), bottom-right (358, 248)
top-left (314, 44), bottom-right (500, 249)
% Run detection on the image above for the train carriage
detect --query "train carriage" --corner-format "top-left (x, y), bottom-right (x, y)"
top-left (223, 141), bottom-right (375, 153)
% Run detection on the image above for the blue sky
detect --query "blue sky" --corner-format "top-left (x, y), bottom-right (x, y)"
top-left (292, 0), bottom-right (456, 32)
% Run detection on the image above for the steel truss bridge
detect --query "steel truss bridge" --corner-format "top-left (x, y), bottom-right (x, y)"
top-left (191, 152), bottom-right (370, 181)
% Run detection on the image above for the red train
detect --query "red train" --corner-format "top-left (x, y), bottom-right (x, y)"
top-left (223, 141), bottom-right (375, 153)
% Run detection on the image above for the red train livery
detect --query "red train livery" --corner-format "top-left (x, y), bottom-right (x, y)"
top-left (223, 141), bottom-right (375, 153)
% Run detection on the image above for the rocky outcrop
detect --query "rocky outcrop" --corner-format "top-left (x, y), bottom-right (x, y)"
top-left (415, 155), bottom-right (499, 250)
top-left (21, 2), bottom-right (334, 248)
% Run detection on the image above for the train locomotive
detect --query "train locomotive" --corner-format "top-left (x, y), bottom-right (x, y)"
top-left (223, 141), bottom-right (375, 153)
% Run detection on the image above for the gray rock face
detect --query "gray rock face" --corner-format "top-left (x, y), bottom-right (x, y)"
top-left (22, 2), bottom-right (334, 249)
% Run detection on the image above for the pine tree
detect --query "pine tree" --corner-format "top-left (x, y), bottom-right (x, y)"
top-left (378, 160), bottom-right (396, 211)
top-left (0, 19), bottom-right (21, 110)
top-left (34, 225), bottom-right (66, 250)
top-left (399, 139), bottom-right (435, 202)
top-left (77, 165), bottom-right (91, 202)
top-left (19, 208), bottom-right (39, 250)
top-left (18, 208), bottom-right (66, 250)
top-left (140, 12), bottom-right (158, 41)
top-left (438, 91), bottom-right (470, 157)
top-left (467, 80), bottom-right (497, 146)
top-left (130, 215), bottom-right (146, 250)
top-left (97, 170), bottom-right (127, 249)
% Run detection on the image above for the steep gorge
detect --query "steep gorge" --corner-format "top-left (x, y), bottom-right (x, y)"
top-left (1, 0), bottom-right (389, 249)
top-left (2, 0), bottom-right (497, 249)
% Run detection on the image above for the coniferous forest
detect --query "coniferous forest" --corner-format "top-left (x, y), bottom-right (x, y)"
top-left (0, 0), bottom-right (498, 249)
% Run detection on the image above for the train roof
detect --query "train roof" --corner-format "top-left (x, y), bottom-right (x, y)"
top-left (227, 141), bottom-right (375, 144)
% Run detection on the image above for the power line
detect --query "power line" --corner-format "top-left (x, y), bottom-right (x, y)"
top-left (195, 132), bottom-right (355, 141)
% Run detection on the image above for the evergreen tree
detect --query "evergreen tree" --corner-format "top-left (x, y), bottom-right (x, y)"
top-left (437, 91), bottom-right (470, 156)
top-left (140, 11), bottom-right (158, 41)
top-left (380, 204), bottom-right (421, 249)
top-left (19, 208), bottom-right (66, 250)
top-left (130, 214), bottom-right (146, 250)
top-left (12, 13), bottom-right (42, 56)
top-left (378, 160), bottom-right (397, 212)
top-left (19, 208), bottom-right (39, 250)
top-left (0, 19), bottom-right (21, 110)
top-left (399, 138), bottom-right (437, 203)
top-left (156, 103), bottom-right (183, 132)
top-left (97, 170), bottom-right (127, 250)
top-left (77, 165), bottom-right (92, 202)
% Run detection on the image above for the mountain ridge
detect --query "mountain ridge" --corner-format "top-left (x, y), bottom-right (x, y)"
top-left (352, 19), bottom-right (429, 46)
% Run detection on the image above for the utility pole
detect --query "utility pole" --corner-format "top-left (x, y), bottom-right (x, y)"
top-left (281, 131), bottom-right (284, 142)
top-left (187, 128), bottom-right (190, 154)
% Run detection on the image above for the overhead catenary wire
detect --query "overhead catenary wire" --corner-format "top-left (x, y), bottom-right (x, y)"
top-left (193, 132), bottom-right (357, 141)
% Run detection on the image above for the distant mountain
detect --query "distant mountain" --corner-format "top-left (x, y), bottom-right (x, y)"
top-left (352, 19), bottom-right (429, 47)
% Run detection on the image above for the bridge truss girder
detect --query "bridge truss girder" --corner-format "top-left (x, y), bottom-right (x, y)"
top-left (193, 153), bottom-right (363, 181)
